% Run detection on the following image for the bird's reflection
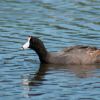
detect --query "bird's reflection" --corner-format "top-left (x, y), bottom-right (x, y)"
top-left (22, 64), bottom-right (100, 97)
top-left (22, 64), bottom-right (100, 86)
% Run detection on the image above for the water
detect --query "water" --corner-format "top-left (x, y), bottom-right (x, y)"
top-left (0, 0), bottom-right (100, 100)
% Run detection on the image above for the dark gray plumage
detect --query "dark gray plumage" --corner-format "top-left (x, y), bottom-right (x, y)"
top-left (23, 36), bottom-right (100, 64)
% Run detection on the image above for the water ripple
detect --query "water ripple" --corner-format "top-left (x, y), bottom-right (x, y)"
top-left (0, 0), bottom-right (100, 100)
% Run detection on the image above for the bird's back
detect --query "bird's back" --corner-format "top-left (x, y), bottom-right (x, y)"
top-left (47, 45), bottom-right (100, 64)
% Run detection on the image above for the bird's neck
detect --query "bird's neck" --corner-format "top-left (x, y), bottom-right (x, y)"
top-left (32, 42), bottom-right (48, 63)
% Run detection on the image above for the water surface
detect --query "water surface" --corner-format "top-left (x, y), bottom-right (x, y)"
top-left (0, 0), bottom-right (100, 100)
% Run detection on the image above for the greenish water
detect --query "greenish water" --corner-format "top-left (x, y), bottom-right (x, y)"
top-left (0, 0), bottom-right (100, 100)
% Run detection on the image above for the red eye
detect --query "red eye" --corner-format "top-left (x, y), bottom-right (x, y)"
top-left (28, 36), bottom-right (31, 38)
